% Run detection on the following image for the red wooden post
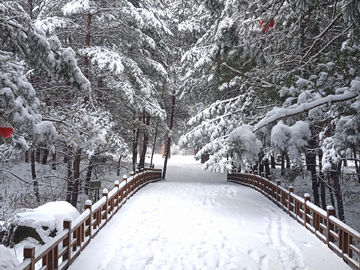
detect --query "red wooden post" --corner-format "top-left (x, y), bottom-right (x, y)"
top-left (252, 171), bottom-right (257, 188)
top-left (135, 169), bottom-right (140, 191)
top-left (342, 231), bottom-right (349, 255)
top-left (24, 246), bottom-right (35, 270)
top-left (85, 200), bottom-right (92, 238)
top-left (123, 175), bottom-right (127, 202)
top-left (139, 168), bottom-right (143, 186)
top-left (276, 180), bottom-right (281, 202)
top-left (114, 180), bottom-right (120, 208)
top-left (63, 220), bottom-right (72, 265)
top-left (326, 205), bottom-right (335, 244)
top-left (266, 175), bottom-right (271, 197)
top-left (304, 193), bottom-right (311, 225)
top-left (114, 180), bottom-right (120, 188)
top-left (102, 188), bottom-right (109, 221)
top-left (130, 172), bottom-right (134, 197)
top-left (288, 186), bottom-right (294, 213)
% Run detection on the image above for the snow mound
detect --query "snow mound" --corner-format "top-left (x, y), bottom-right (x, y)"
top-left (12, 201), bottom-right (80, 243)
top-left (0, 244), bottom-right (20, 269)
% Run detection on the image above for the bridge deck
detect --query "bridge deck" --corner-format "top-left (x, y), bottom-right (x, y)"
top-left (68, 156), bottom-right (350, 270)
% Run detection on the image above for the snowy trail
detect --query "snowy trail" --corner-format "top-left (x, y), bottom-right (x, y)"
top-left (68, 156), bottom-right (350, 270)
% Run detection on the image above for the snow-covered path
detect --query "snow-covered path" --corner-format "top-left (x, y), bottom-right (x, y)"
top-left (68, 156), bottom-right (350, 270)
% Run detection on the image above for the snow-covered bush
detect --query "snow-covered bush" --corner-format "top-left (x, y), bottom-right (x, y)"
top-left (2, 201), bottom-right (79, 247)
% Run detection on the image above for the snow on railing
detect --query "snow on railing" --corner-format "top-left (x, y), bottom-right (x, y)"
top-left (14, 168), bottom-right (162, 270)
top-left (227, 170), bottom-right (360, 270)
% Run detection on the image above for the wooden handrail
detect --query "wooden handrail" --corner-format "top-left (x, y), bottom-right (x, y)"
top-left (228, 171), bottom-right (360, 270)
top-left (14, 168), bottom-right (162, 270)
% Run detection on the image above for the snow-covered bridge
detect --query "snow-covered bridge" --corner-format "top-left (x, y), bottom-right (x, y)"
top-left (14, 155), bottom-right (356, 270)
top-left (66, 156), bottom-right (351, 270)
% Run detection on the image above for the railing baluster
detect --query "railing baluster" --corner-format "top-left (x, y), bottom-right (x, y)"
top-left (23, 246), bottom-right (35, 270)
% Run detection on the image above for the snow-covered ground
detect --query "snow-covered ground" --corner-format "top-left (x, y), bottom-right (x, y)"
top-left (67, 155), bottom-right (351, 270)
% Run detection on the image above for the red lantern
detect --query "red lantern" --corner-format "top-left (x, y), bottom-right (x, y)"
top-left (260, 19), bottom-right (274, 32)
top-left (0, 121), bottom-right (14, 139)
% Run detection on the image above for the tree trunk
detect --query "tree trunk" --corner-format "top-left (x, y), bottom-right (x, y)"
top-left (318, 150), bottom-right (326, 210)
top-left (25, 150), bottom-right (29, 163)
top-left (85, 155), bottom-right (96, 195)
top-left (83, 12), bottom-right (92, 103)
top-left (354, 148), bottom-right (360, 184)
top-left (270, 155), bottom-right (276, 169)
top-left (117, 156), bottom-right (122, 176)
top-left (306, 136), bottom-right (319, 206)
top-left (285, 153), bottom-right (290, 169)
top-left (65, 151), bottom-right (73, 203)
top-left (132, 115), bottom-right (140, 172)
top-left (139, 116), bottom-right (151, 169)
top-left (327, 172), bottom-right (336, 210)
top-left (71, 148), bottom-right (82, 207)
top-left (42, 149), bottom-right (49, 164)
top-left (28, 0), bottom-right (33, 19)
top-left (51, 152), bottom-right (56, 170)
top-left (258, 153), bottom-right (264, 174)
top-left (150, 124), bottom-right (159, 168)
top-left (31, 149), bottom-right (40, 202)
top-left (162, 94), bottom-right (176, 179)
top-left (331, 162), bottom-right (345, 222)
top-left (281, 151), bottom-right (285, 176)
top-left (264, 158), bottom-right (270, 178)
top-left (35, 147), bottom-right (41, 163)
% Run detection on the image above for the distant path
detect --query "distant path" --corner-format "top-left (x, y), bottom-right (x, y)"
top-left (68, 156), bottom-right (350, 270)
top-left (153, 155), bottom-right (227, 182)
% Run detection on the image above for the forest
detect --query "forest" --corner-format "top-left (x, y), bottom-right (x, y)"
top-left (1, 0), bottom-right (360, 248)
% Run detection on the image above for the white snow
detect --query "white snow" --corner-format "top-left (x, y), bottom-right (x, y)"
top-left (0, 245), bottom-right (19, 269)
top-left (254, 91), bottom-right (358, 132)
top-left (66, 155), bottom-right (351, 270)
top-left (12, 201), bottom-right (80, 243)
top-left (228, 124), bottom-right (262, 163)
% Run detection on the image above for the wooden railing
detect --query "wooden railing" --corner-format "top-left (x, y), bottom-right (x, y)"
top-left (227, 170), bottom-right (360, 270)
top-left (14, 168), bottom-right (162, 270)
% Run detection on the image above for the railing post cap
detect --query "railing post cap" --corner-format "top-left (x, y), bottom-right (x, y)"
top-left (326, 205), bottom-right (335, 211)
top-left (114, 180), bottom-right (120, 185)
top-left (141, 168), bottom-right (144, 172)
top-left (85, 199), bottom-right (92, 206)
top-left (123, 175), bottom-right (127, 180)
top-left (102, 188), bottom-right (109, 194)
top-left (23, 245), bottom-right (35, 258)
top-left (63, 219), bottom-right (72, 228)
top-left (136, 169), bottom-right (139, 174)
top-left (130, 171), bottom-right (134, 176)
top-left (304, 193), bottom-right (311, 198)
top-left (24, 244), bottom-right (34, 250)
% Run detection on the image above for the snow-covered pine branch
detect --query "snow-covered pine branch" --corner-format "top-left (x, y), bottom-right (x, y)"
top-left (254, 89), bottom-right (358, 133)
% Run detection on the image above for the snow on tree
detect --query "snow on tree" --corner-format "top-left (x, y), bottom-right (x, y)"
top-left (0, 2), bottom-right (90, 149)
top-left (180, 0), bottom-right (360, 174)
